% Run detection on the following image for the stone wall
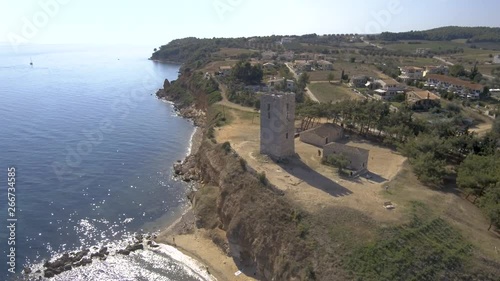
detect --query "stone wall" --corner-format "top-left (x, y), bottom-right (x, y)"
top-left (323, 143), bottom-right (369, 173)
top-left (300, 123), bottom-right (344, 147)
top-left (260, 92), bottom-right (296, 159)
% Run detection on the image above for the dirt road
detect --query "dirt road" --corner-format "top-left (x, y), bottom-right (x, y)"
top-left (285, 63), bottom-right (320, 102)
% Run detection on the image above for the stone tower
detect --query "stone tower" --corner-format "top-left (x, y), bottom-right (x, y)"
top-left (260, 92), bottom-right (296, 159)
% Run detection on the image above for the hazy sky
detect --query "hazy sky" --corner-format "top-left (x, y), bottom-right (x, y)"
top-left (1, 0), bottom-right (499, 47)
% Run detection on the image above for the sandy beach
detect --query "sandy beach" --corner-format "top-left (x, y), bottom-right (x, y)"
top-left (157, 125), bottom-right (258, 281)
top-left (156, 208), bottom-right (258, 281)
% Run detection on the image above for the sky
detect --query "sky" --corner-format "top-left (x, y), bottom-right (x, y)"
top-left (0, 0), bottom-right (499, 48)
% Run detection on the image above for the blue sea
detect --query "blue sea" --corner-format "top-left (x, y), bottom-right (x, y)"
top-left (0, 44), bottom-right (210, 280)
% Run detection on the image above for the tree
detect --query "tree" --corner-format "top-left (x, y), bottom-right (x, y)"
top-left (491, 66), bottom-right (500, 77)
top-left (350, 57), bottom-right (356, 63)
top-left (324, 153), bottom-right (349, 173)
top-left (410, 152), bottom-right (446, 186)
top-left (457, 154), bottom-right (499, 200)
top-left (480, 86), bottom-right (490, 99)
top-left (327, 72), bottom-right (334, 83)
top-left (298, 72), bottom-right (310, 90)
top-left (450, 64), bottom-right (466, 77)
top-left (478, 185), bottom-right (500, 231)
top-left (153, 48), bottom-right (157, 52)
top-left (231, 61), bottom-right (263, 85)
top-left (492, 117), bottom-right (500, 138)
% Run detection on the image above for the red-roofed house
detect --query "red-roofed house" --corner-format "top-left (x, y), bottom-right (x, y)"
top-left (426, 74), bottom-right (484, 99)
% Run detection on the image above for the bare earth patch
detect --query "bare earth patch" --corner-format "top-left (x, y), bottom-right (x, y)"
top-left (216, 106), bottom-right (500, 264)
top-left (216, 108), bottom-right (406, 223)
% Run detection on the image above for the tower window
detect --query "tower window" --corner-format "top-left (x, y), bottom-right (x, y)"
top-left (267, 104), bottom-right (271, 111)
top-left (286, 103), bottom-right (289, 119)
top-left (286, 133), bottom-right (289, 139)
top-left (268, 112), bottom-right (271, 119)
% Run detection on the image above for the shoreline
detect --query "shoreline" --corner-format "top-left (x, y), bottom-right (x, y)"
top-left (156, 101), bottom-right (258, 281)
top-left (149, 58), bottom-right (184, 65)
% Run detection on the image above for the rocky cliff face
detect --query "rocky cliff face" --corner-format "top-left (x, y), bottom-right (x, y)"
top-left (184, 140), bottom-right (316, 281)
top-left (156, 75), bottom-right (207, 126)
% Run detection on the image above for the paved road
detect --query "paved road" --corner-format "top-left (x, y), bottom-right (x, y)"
top-left (285, 63), bottom-right (320, 102)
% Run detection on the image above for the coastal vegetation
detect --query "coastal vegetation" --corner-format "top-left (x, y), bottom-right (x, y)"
top-left (297, 99), bottom-right (500, 231)
top-left (153, 28), bottom-right (500, 280)
top-left (378, 26), bottom-right (500, 43)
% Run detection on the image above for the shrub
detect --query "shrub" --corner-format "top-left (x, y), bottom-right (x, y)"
top-left (207, 127), bottom-right (215, 139)
top-left (222, 141), bottom-right (231, 153)
top-left (258, 172), bottom-right (267, 185)
top-left (207, 91), bottom-right (222, 105)
top-left (239, 158), bottom-right (247, 171)
top-left (445, 102), bottom-right (461, 114)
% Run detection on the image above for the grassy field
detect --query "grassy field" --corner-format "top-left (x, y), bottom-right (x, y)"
top-left (308, 61), bottom-right (379, 82)
top-left (308, 82), bottom-right (360, 103)
top-left (214, 105), bottom-right (500, 280)
top-left (382, 40), bottom-right (466, 53)
top-left (347, 202), bottom-right (476, 281)
top-left (200, 60), bottom-right (238, 73)
top-left (395, 56), bottom-right (441, 67)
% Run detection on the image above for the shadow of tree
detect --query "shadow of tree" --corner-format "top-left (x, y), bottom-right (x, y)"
top-left (362, 171), bottom-right (388, 184)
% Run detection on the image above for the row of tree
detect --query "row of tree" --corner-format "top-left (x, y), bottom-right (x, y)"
top-left (297, 99), bottom-right (500, 230)
top-left (378, 26), bottom-right (500, 43)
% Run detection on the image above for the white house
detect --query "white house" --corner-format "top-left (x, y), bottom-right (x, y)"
top-left (219, 66), bottom-right (232, 77)
top-left (262, 50), bottom-right (277, 60)
top-left (416, 48), bottom-right (430, 55)
top-left (351, 75), bottom-right (369, 88)
top-left (373, 78), bottom-right (405, 100)
top-left (317, 60), bottom-right (334, 71)
top-left (281, 37), bottom-right (295, 44)
top-left (423, 65), bottom-right (449, 76)
top-left (399, 66), bottom-right (424, 81)
top-left (426, 74), bottom-right (484, 99)
top-left (294, 60), bottom-right (313, 72)
top-left (279, 51), bottom-right (295, 61)
top-left (493, 55), bottom-right (500, 64)
top-left (268, 77), bottom-right (296, 91)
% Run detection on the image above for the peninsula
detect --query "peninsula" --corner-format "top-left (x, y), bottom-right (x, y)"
top-left (153, 27), bottom-right (500, 281)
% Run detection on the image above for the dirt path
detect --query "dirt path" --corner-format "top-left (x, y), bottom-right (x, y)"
top-left (216, 107), bottom-right (500, 263)
top-left (216, 83), bottom-right (259, 113)
top-left (434, 56), bottom-right (495, 80)
top-left (470, 122), bottom-right (493, 135)
top-left (216, 108), bottom-right (407, 223)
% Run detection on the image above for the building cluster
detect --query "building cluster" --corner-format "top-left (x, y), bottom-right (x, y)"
top-left (260, 92), bottom-right (369, 176)
top-left (348, 63), bottom-right (486, 110)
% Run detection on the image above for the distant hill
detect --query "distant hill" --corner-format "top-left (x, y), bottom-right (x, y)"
top-left (150, 37), bottom-right (249, 68)
top-left (378, 26), bottom-right (500, 42)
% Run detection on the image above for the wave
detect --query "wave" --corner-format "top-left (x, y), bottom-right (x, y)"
top-left (24, 238), bottom-right (216, 281)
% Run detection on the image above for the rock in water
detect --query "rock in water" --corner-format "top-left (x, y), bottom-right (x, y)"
top-left (163, 79), bottom-right (171, 89)
top-left (44, 270), bottom-right (55, 278)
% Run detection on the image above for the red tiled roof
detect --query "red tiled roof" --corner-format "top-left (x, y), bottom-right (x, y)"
top-left (426, 74), bottom-right (483, 91)
top-left (411, 90), bottom-right (440, 100)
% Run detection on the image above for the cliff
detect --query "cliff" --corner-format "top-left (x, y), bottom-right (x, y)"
top-left (160, 69), bottom-right (500, 281)
top-left (185, 140), bottom-right (316, 280)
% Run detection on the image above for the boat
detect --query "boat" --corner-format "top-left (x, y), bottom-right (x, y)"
top-left (30, 57), bottom-right (33, 66)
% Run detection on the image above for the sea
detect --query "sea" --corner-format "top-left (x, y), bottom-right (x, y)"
top-left (0, 44), bottom-right (211, 280)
